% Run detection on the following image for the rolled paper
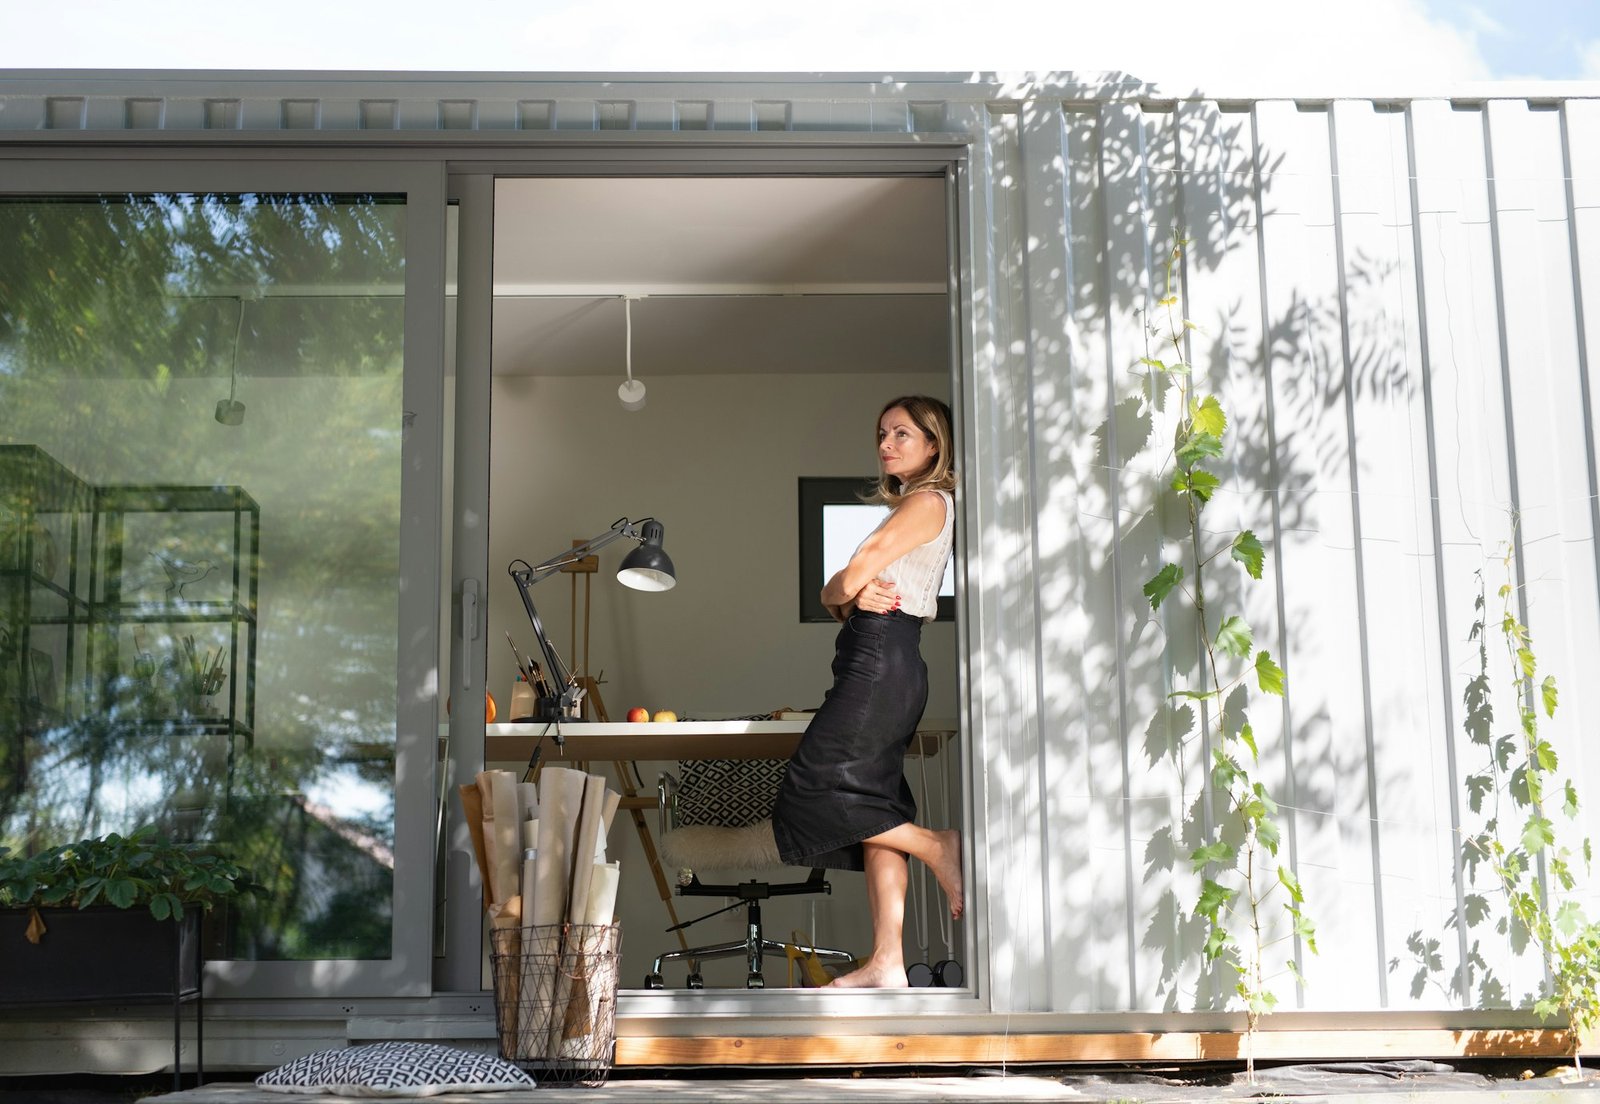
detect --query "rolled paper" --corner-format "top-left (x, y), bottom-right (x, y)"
top-left (532, 768), bottom-right (585, 925)
top-left (521, 767), bottom-right (586, 1057)
top-left (489, 897), bottom-right (524, 1045)
top-left (550, 772), bottom-right (610, 1056)
top-left (457, 783), bottom-right (492, 909)
top-left (582, 862), bottom-right (620, 926)
top-left (566, 773), bottom-right (609, 926)
top-left (489, 770), bottom-right (523, 906)
top-left (522, 818), bottom-right (539, 851)
top-left (596, 790), bottom-right (621, 861)
top-left (517, 782), bottom-right (538, 822)
top-left (520, 849), bottom-right (539, 928)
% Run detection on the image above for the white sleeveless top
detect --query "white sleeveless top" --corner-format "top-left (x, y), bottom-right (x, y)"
top-left (856, 489), bottom-right (954, 622)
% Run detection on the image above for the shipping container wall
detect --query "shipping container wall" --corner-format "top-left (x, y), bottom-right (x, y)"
top-left (2, 75), bottom-right (1599, 1021)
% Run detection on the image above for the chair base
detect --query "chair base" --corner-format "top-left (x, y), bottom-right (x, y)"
top-left (647, 873), bottom-right (854, 989)
top-left (648, 936), bottom-right (854, 989)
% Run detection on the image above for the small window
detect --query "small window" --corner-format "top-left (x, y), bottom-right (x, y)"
top-left (797, 477), bottom-right (954, 623)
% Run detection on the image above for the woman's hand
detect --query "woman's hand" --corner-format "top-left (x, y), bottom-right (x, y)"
top-left (853, 577), bottom-right (900, 615)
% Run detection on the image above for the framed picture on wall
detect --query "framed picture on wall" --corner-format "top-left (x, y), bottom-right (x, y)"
top-left (797, 477), bottom-right (954, 623)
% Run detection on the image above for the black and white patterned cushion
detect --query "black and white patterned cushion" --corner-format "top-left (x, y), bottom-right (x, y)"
top-left (256, 1042), bottom-right (535, 1097)
top-left (673, 758), bottom-right (788, 828)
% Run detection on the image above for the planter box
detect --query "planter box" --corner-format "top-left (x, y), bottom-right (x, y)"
top-left (0, 906), bottom-right (201, 1005)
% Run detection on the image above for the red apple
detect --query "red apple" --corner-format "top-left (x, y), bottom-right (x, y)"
top-left (652, 709), bottom-right (678, 723)
top-left (626, 707), bottom-right (649, 723)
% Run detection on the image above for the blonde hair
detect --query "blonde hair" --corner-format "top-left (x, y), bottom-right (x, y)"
top-left (866, 395), bottom-right (957, 507)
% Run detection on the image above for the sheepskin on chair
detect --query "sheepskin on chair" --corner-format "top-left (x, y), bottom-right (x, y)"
top-left (660, 818), bottom-right (783, 883)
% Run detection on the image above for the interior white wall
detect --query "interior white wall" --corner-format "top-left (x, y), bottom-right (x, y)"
top-left (6, 375), bottom-right (404, 824)
top-left (481, 370), bottom-right (962, 985)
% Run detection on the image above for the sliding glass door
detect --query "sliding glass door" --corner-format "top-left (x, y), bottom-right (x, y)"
top-left (0, 159), bottom-right (446, 998)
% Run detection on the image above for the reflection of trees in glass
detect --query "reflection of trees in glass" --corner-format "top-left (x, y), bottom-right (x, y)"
top-left (0, 193), bottom-right (405, 961)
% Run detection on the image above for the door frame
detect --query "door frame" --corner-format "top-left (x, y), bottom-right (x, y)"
top-left (440, 142), bottom-right (985, 1016)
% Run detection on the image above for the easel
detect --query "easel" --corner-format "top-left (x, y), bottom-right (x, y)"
top-left (560, 540), bottom-right (688, 950)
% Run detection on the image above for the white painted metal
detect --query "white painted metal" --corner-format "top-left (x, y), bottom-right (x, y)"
top-left (3, 73), bottom-right (1600, 1054)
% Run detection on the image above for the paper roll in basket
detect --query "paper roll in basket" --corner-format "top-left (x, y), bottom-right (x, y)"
top-left (490, 922), bottom-right (622, 1086)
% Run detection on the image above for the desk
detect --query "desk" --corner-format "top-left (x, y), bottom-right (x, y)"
top-left (473, 717), bottom-right (956, 952)
top-left (482, 718), bottom-right (956, 765)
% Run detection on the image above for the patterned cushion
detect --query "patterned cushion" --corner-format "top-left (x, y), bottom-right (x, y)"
top-left (674, 758), bottom-right (788, 827)
top-left (256, 1042), bottom-right (535, 1097)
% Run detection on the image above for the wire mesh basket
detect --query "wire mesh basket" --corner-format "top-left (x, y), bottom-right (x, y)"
top-left (489, 922), bottom-right (622, 1087)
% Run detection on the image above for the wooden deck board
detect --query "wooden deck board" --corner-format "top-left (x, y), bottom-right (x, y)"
top-left (616, 1028), bottom-right (1589, 1066)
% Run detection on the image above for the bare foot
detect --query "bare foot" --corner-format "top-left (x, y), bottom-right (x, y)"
top-left (931, 828), bottom-right (964, 920)
top-left (825, 959), bottom-right (908, 988)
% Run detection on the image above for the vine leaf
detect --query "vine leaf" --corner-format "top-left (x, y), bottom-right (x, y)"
top-left (1144, 563), bottom-right (1184, 610)
top-left (1196, 877), bottom-right (1237, 920)
top-left (1191, 841), bottom-right (1235, 871)
top-left (1192, 394), bottom-right (1227, 439)
top-left (1173, 468), bottom-right (1221, 502)
top-left (1541, 675), bottom-right (1558, 718)
top-left (1177, 432), bottom-right (1223, 468)
top-left (1239, 721), bottom-right (1259, 761)
top-left (1215, 615), bottom-right (1253, 659)
top-left (1554, 900), bottom-right (1584, 937)
top-left (1522, 814), bottom-right (1555, 855)
top-left (1255, 650), bottom-right (1285, 696)
top-left (1232, 530), bottom-right (1266, 580)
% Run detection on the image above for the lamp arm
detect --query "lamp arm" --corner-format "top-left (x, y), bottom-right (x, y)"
top-left (509, 569), bottom-right (572, 702)
top-left (522, 518), bottom-right (647, 585)
top-left (507, 517), bottom-right (653, 721)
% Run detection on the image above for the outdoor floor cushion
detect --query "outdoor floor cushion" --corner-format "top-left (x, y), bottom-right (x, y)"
top-left (257, 1042), bottom-right (535, 1096)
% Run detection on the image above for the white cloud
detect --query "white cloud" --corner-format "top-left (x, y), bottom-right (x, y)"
top-left (1582, 38), bottom-right (1600, 79)
top-left (1, 0), bottom-right (1496, 94)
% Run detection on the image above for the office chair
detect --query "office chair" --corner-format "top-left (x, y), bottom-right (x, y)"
top-left (642, 757), bottom-right (854, 989)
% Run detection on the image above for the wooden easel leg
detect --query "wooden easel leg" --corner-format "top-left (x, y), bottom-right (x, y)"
top-left (611, 760), bottom-right (689, 951)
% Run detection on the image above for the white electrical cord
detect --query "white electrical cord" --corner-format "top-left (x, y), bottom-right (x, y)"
top-left (618, 295), bottom-right (646, 410)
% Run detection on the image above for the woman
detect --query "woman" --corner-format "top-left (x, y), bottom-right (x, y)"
top-left (771, 395), bottom-right (964, 989)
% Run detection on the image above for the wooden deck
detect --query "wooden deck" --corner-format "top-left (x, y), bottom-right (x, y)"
top-left (614, 1027), bottom-right (1589, 1066)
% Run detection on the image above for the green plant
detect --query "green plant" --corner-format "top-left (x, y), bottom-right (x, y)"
top-left (1460, 548), bottom-right (1600, 1060)
top-left (0, 824), bottom-right (259, 921)
top-left (1138, 238), bottom-right (1314, 1074)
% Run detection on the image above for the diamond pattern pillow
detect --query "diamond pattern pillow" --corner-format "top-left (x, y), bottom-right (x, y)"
top-left (256, 1042), bottom-right (535, 1097)
top-left (673, 757), bottom-right (788, 828)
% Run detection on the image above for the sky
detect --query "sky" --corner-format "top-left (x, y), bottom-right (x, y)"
top-left (0, 0), bottom-right (1597, 91)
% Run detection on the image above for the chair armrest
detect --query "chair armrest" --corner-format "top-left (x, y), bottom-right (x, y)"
top-left (657, 770), bottom-right (680, 837)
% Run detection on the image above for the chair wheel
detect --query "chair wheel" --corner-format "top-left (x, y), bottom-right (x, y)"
top-left (746, 973), bottom-right (765, 989)
top-left (906, 962), bottom-right (935, 987)
top-left (686, 973), bottom-right (704, 989)
top-left (644, 973), bottom-right (664, 989)
top-left (933, 959), bottom-right (964, 987)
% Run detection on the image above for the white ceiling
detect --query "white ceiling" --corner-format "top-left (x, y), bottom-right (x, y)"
top-left (489, 177), bottom-right (949, 376)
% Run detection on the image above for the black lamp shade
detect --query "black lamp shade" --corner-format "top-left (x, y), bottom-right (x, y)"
top-left (617, 521), bottom-right (676, 591)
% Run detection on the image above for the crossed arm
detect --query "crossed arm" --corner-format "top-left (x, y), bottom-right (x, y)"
top-left (820, 491), bottom-right (946, 622)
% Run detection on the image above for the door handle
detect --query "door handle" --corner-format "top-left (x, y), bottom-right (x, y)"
top-left (461, 578), bottom-right (480, 688)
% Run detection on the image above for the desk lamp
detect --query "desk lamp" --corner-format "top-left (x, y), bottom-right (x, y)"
top-left (508, 517), bottom-right (675, 723)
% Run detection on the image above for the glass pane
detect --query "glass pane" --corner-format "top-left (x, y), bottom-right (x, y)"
top-left (0, 193), bottom-right (406, 961)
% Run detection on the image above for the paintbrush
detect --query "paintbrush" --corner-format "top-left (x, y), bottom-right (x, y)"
top-left (504, 631), bottom-right (534, 682)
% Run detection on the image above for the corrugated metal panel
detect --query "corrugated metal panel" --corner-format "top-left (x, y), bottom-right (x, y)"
top-left (4, 73), bottom-right (1600, 1023)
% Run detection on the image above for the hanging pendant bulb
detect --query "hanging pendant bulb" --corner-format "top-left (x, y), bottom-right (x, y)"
top-left (215, 294), bottom-right (248, 426)
top-left (618, 295), bottom-right (646, 411)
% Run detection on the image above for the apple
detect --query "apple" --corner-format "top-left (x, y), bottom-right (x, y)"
top-left (652, 709), bottom-right (678, 723)
top-left (626, 707), bottom-right (649, 723)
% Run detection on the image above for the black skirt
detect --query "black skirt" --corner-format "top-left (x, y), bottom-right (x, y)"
top-left (771, 609), bottom-right (928, 871)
